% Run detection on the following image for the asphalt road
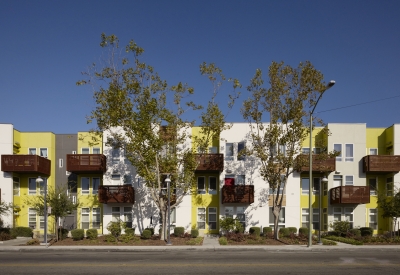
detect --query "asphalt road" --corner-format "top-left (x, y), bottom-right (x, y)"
top-left (0, 250), bottom-right (399, 274)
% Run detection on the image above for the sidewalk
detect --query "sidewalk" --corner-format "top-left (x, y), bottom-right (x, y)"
top-left (2, 236), bottom-right (400, 252)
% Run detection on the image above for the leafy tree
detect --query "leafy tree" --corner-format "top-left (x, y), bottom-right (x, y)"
top-left (78, 33), bottom-right (203, 241)
top-left (25, 184), bottom-right (79, 241)
top-left (377, 188), bottom-right (400, 236)
top-left (78, 34), bottom-right (241, 241)
top-left (241, 61), bottom-right (335, 239)
top-left (0, 200), bottom-right (13, 227)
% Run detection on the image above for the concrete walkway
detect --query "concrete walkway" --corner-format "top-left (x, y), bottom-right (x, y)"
top-left (1, 236), bottom-right (400, 252)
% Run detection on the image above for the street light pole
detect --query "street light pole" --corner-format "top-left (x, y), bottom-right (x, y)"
top-left (308, 80), bottom-right (335, 247)
top-left (165, 175), bottom-right (172, 245)
top-left (36, 176), bottom-right (47, 245)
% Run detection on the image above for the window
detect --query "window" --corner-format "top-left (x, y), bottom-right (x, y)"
top-left (208, 207), bottom-right (217, 230)
top-left (237, 142), bottom-right (245, 161)
top-left (112, 207), bottom-right (120, 222)
top-left (344, 207), bottom-right (353, 229)
top-left (225, 143), bottom-right (234, 160)
top-left (270, 207), bottom-right (285, 228)
top-left (345, 144), bottom-right (353, 162)
top-left (59, 158), bottom-right (63, 168)
top-left (313, 178), bottom-right (320, 194)
top-left (237, 207), bottom-right (246, 229)
top-left (92, 178), bottom-right (100, 194)
top-left (81, 177), bottom-right (90, 194)
top-left (301, 178), bottom-right (309, 194)
top-left (269, 176), bottom-right (285, 195)
top-left (333, 175), bottom-right (342, 188)
top-left (112, 148), bottom-right (120, 163)
top-left (197, 208), bottom-right (206, 229)
top-left (40, 148), bottom-right (48, 158)
top-left (29, 148), bottom-right (36, 155)
top-left (225, 207), bottom-right (234, 218)
top-left (92, 208), bottom-right (101, 229)
top-left (369, 148), bottom-right (378, 155)
top-left (209, 147), bottom-right (217, 154)
top-left (237, 175), bottom-right (245, 185)
top-left (345, 175), bottom-right (353, 186)
top-left (13, 177), bottom-right (20, 196)
top-left (209, 177), bottom-right (217, 195)
top-left (334, 144), bottom-right (342, 161)
top-left (82, 148), bottom-right (90, 154)
top-left (323, 181), bottom-right (328, 196)
top-left (386, 177), bottom-right (393, 196)
top-left (302, 148), bottom-right (310, 155)
top-left (369, 178), bottom-right (377, 195)
top-left (323, 208), bottom-right (328, 231)
top-left (279, 145), bottom-right (286, 156)
top-left (92, 147), bottom-right (100, 154)
top-left (39, 214), bottom-right (44, 229)
top-left (29, 178), bottom-right (37, 195)
top-left (170, 207), bottom-right (176, 223)
top-left (333, 207), bottom-right (342, 222)
top-left (28, 208), bottom-right (36, 228)
top-left (197, 177), bottom-right (205, 194)
top-left (302, 208), bottom-right (309, 228)
top-left (111, 174), bottom-right (120, 185)
top-left (123, 175), bottom-right (132, 185)
top-left (224, 175), bottom-right (235, 186)
top-left (39, 178), bottom-right (47, 195)
top-left (313, 147), bottom-right (321, 154)
top-left (81, 208), bottom-right (89, 229)
top-left (313, 208), bottom-right (319, 230)
top-left (369, 209), bottom-right (378, 230)
top-left (124, 207), bottom-right (133, 228)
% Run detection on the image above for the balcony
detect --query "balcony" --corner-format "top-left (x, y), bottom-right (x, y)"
top-left (363, 155), bottom-right (400, 173)
top-left (330, 186), bottom-right (370, 204)
top-left (66, 154), bottom-right (106, 174)
top-left (195, 154), bottom-right (224, 172)
top-left (1, 155), bottom-right (51, 176)
top-left (222, 185), bottom-right (254, 204)
top-left (295, 155), bottom-right (335, 173)
top-left (98, 185), bottom-right (135, 204)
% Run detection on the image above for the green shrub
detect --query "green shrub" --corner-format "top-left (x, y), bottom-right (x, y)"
top-left (330, 220), bottom-right (351, 236)
top-left (191, 229), bottom-right (199, 238)
top-left (299, 227), bottom-right (309, 236)
top-left (105, 234), bottom-right (117, 242)
top-left (60, 228), bottom-right (69, 240)
top-left (349, 229), bottom-right (361, 237)
top-left (125, 228), bottom-right (135, 236)
top-left (324, 235), bottom-right (363, 245)
top-left (249, 227), bottom-right (261, 236)
top-left (219, 217), bottom-right (243, 234)
top-left (263, 227), bottom-right (273, 235)
top-left (0, 231), bottom-right (12, 241)
top-left (26, 238), bottom-right (40, 245)
top-left (142, 229), bottom-right (152, 239)
top-left (174, 227), bottom-right (185, 237)
top-left (360, 227), bottom-right (373, 237)
top-left (10, 227), bottom-right (33, 237)
top-left (279, 228), bottom-right (290, 237)
top-left (107, 220), bottom-right (126, 238)
top-left (219, 236), bottom-right (228, 245)
top-left (288, 227), bottom-right (297, 234)
top-left (71, 229), bottom-right (84, 241)
top-left (145, 227), bottom-right (154, 236)
top-left (322, 239), bottom-right (337, 246)
top-left (86, 229), bottom-right (98, 240)
top-left (120, 233), bottom-right (135, 243)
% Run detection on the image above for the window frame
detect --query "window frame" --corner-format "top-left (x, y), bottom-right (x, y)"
top-left (28, 148), bottom-right (36, 155)
top-left (39, 148), bottom-right (48, 158)
top-left (369, 178), bottom-right (377, 195)
top-left (237, 141), bottom-right (246, 161)
top-left (81, 177), bottom-right (90, 194)
top-left (28, 178), bottom-right (37, 195)
top-left (92, 177), bottom-right (100, 195)
top-left (345, 175), bottom-right (354, 186)
top-left (386, 177), bottom-right (394, 196)
top-left (345, 144), bottom-right (354, 162)
top-left (208, 176), bottom-right (217, 195)
top-left (81, 148), bottom-right (90, 154)
top-left (197, 208), bottom-right (206, 230)
top-left (28, 208), bottom-right (37, 229)
top-left (369, 148), bottom-right (378, 155)
top-left (369, 208), bottom-right (378, 230)
top-left (123, 207), bottom-right (133, 228)
top-left (333, 144), bottom-right (342, 161)
top-left (197, 176), bottom-right (206, 194)
top-left (270, 207), bottom-right (285, 229)
top-left (81, 208), bottom-right (90, 229)
top-left (208, 207), bottom-right (217, 230)
top-left (13, 177), bottom-right (20, 196)
top-left (225, 142), bottom-right (234, 160)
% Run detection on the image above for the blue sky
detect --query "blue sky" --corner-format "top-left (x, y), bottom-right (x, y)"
top-left (1, 0), bottom-right (399, 133)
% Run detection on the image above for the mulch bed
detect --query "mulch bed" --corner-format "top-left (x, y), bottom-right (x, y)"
top-left (50, 235), bottom-right (202, 246)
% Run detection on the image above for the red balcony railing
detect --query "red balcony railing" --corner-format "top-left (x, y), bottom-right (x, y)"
top-left (330, 186), bottom-right (370, 204)
top-left (98, 185), bottom-right (135, 204)
top-left (66, 154), bottom-right (106, 174)
top-left (295, 155), bottom-right (336, 173)
top-left (363, 155), bottom-right (400, 173)
top-left (1, 155), bottom-right (51, 176)
top-left (222, 185), bottom-right (254, 204)
top-left (195, 154), bottom-right (224, 172)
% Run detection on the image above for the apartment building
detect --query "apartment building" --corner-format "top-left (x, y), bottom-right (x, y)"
top-left (1, 123), bottom-right (399, 235)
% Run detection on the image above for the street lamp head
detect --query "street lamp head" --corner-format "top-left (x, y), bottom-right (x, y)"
top-left (322, 176), bottom-right (328, 183)
top-left (164, 175), bottom-right (171, 184)
top-left (36, 176), bottom-right (43, 184)
top-left (326, 80), bottom-right (335, 90)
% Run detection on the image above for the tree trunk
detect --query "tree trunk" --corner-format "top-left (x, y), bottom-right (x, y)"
top-left (272, 205), bottom-right (281, 240)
